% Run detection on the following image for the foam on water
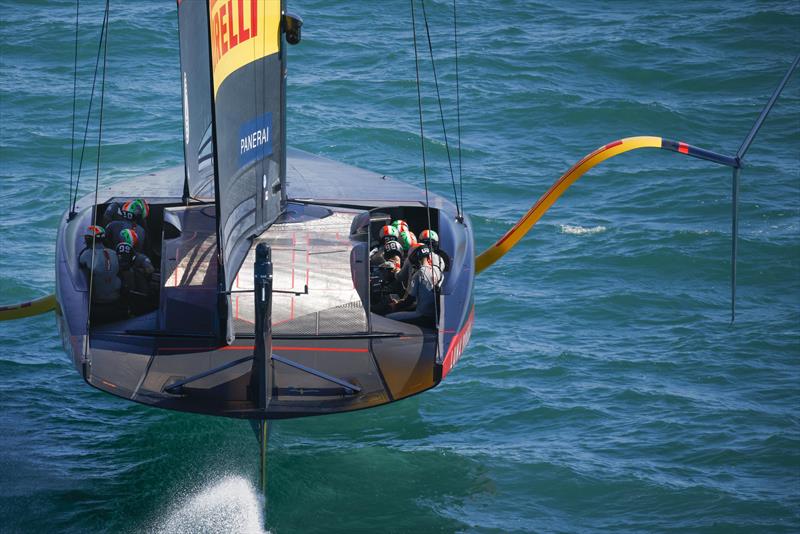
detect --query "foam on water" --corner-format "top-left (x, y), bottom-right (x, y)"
top-left (152, 476), bottom-right (267, 534)
top-left (559, 224), bottom-right (607, 235)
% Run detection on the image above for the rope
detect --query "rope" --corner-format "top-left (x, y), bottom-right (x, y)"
top-left (410, 0), bottom-right (440, 329)
top-left (68, 0), bottom-right (80, 215)
top-left (70, 3), bottom-right (110, 214)
top-left (85, 0), bottom-right (110, 344)
top-left (452, 0), bottom-right (464, 215)
top-left (419, 0), bottom-right (460, 218)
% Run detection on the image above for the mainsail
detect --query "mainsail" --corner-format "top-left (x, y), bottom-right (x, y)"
top-left (178, 0), bottom-right (287, 333)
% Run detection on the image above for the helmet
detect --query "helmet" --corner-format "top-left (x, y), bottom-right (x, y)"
top-left (419, 229), bottom-right (439, 247)
top-left (379, 225), bottom-right (399, 241)
top-left (383, 240), bottom-right (403, 261)
top-left (399, 230), bottom-right (417, 251)
top-left (409, 243), bottom-right (431, 267)
top-left (115, 242), bottom-right (134, 269)
top-left (119, 228), bottom-right (139, 249)
top-left (83, 225), bottom-right (106, 247)
top-left (85, 225), bottom-right (106, 240)
top-left (391, 219), bottom-right (409, 232)
top-left (122, 198), bottom-right (149, 221)
top-left (84, 225), bottom-right (106, 246)
top-left (103, 202), bottom-right (122, 224)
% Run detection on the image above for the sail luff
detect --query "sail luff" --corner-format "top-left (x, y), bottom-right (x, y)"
top-left (177, 0), bottom-right (216, 201)
top-left (205, 0), bottom-right (228, 341)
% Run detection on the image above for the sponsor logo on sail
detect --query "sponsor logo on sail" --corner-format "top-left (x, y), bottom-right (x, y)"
top-left (239, 112), bottom-right (272, 167)
top-left (209, 0), bottom-right (280, 96)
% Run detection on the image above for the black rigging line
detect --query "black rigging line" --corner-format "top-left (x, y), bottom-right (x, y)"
top-left (452, 0), bottom-right (464, 216)
top-left (411, 0), bottom-right (440, 330)
top-left (85, 0), bottom-right (110, 335)
top-left (70, 4), bottom-right (109, 215)
top-left (68, 0), bottom-right (80, 217)
top-left (419, 0), bottom-right (460, 218)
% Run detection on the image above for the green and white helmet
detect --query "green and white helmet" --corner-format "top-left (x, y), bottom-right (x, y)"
top-left (399, 230), bottom-right (417, 251)
top-left (419, 229), bottom-right (438, 246)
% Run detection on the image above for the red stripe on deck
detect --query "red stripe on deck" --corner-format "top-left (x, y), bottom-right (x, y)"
top-left (678, 142), bottom-right (689, 154)
top-left (221, 345), bottom-right (369, 353)
top-left (291, 236), bottom-right (296, 289)
top-left (160, 344), bottom-right (367, 354)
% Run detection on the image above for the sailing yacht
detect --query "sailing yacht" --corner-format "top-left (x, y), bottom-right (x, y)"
top-left (56, 0), bottom-right (474, 421)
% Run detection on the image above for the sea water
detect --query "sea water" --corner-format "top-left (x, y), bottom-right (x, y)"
top-left (1, 1), bottom-right (798, 532)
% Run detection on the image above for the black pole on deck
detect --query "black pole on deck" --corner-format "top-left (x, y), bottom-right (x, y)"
top-left (252, 243), bottom-right (273, 494)
top-left (253, 243), bottom-right (273, 413)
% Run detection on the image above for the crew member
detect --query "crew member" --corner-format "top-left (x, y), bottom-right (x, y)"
top-left (370, 225), bottom-right (401, 264)
top-left (116, 241), bottom-right (156, 299)
top-left (122, 198), bottom-right (150, 225)
top-left (78, 225), bottom-right (121, 304)
top-left (370, 240), bottom-right (405, 313)
top-left (378, 241), bottom-right (403, 279)
top-left (387, 244), bottom-right (441, 324)
top-left (106, 206), bottom-right (146, 252)
top-left (419, 229), bottom-right (445, 274)
top-left (102, 201), bottom-right (122, 226)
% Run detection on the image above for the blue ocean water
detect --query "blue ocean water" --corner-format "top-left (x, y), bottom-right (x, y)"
top-left (1, 1), bottom-right (798, 532)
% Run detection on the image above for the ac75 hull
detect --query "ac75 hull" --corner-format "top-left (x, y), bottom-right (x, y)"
top-left (56, 148), bottom-right (474, 419)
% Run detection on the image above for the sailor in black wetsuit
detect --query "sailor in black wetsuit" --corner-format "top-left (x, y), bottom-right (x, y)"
top-left (370, 240), bottom-right (404, 313)
top-left (116, 241), bottom-right (157, 313)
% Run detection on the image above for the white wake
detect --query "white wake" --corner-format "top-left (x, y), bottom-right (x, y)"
top-left (153, 476), bottom-right (268, 534)
top-left (559, 224), bottom-right (607, 235)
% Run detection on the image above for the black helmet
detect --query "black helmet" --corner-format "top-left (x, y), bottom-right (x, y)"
top-left (383, 240), bottom-right (403, 261)
top-left (409, 244), bottom-right (431, 267)
top-left (103, 202), bottom-right (122, 225)
top-left (116, 242), bottom-right (134, 269)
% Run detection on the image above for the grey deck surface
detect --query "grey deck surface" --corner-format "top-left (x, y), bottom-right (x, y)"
top-left (75, 147), bottom-right (453, 212)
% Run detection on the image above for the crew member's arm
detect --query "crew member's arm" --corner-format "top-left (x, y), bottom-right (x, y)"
top-left (390, 274), bottom-right (418, 311)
